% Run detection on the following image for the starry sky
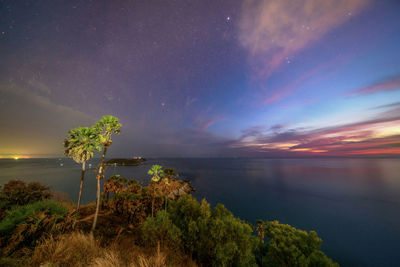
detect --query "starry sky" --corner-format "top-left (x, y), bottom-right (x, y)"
top-left (0, 0), bottom-right (399, 158)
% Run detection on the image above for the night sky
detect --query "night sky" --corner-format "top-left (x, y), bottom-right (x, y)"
top-left (1, 0), bottom-right (399, 158)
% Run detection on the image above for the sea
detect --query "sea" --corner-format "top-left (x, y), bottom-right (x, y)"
top-left (1, 157), bottom-right (399, 266)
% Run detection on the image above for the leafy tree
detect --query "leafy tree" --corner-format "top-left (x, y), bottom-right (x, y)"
top-left (91, 115), bottom-right (122, 232)
top-left (263, 220), bottom-right (338, 267)
top-left (64, 127), bottom-right (100, 212)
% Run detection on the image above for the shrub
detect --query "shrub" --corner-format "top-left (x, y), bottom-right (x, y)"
top-left (263, 221), bottom-right (338, 267)
top-left (141, 210), bottom-right (182, 250)
top-left (209, 204), bottom-right (257, 267)
top-left (0, 180), bottom-right (52, 211)
top-left (168, 195), bottom-right (257, 267)
top-left (0, 200), bottom-right (67, 235)
top-left (0, 200), bottom-right (68, 255)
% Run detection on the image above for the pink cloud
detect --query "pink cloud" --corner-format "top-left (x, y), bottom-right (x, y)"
top-left (239, 0), bottom-right (370, 78)
top-left (232, 112), bottom-right (400, 157)
top-left (351, 75), bottom-right (400, 95)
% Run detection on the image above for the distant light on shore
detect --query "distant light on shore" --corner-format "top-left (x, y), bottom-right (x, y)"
top-left (0, 155), bottom-right (31, 159)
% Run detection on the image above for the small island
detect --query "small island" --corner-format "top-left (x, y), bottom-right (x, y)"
top-left (105, 157), bottom-right (146, 166)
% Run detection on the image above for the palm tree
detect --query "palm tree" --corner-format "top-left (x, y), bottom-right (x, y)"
top-left (148, 165), bottom-right (164, 216)
top-left (64, 127), bottom-right (100, 212)
top-left (256, 220), bottom-right (265, 243)
top-left (148, 164), bottom-right (164, 182)
top-left (91, 115), bottom-right (122, 232)
top-left (161, 168), bottom-right (177, 211)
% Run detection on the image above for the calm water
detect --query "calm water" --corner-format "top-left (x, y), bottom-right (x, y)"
top-left (1, 158), bottom-right (399, 266)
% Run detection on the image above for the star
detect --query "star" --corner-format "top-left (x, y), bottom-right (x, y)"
top-left (226, 16), bottom-right (231, 22)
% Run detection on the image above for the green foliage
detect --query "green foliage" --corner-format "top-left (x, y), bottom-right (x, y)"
top-left (148, 165), bottom-right (164, 182)
top-left (164, 168), bottom-right (178, 179)
top-left (263, 220), bottom-right (338, 267)
top-left (92, 115), bottom-right (122, 146)
top-left (0, 200), bottom-right (68, 235)
top-left (0, 180), bottom-right (52, 211)
top-left (141, 210), bottom-right (182, 250)
top-left (63, 126), bottom-right (101, 163)
top-left (168, 195), bottom-right (257, 267)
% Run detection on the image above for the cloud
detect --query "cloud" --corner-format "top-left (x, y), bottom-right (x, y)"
top-left (371, 102), bottom-right (400, 110)
top-left (350, 75), bottom-right (400, 95)
top-left (239, 0), bottom-right (370, 78)
top-left (229, 108), bottom-right (400, 157)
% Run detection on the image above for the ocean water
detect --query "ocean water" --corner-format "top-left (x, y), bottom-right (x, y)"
top-left (1, 158), bottom-right (399, 266)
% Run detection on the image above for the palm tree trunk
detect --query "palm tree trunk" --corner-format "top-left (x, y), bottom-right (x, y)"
top-left (91, 146), bottom-right (108, 233)
top-left (76, 161), bottom-right (86, 212)
top-left (151, 195), bottom-right (155, 217)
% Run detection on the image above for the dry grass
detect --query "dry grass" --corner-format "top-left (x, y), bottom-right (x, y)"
top-left (129, 242), bottom-right (166, 267)
top-left (31, 232), bottom-right (197, 267)
top-left (91, 250), bottom-right (122, 267)
top-left (31, 232), bottom-right (100, 267)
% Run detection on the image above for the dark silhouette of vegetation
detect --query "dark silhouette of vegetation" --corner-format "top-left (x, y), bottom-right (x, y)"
top-left (0, 180), bottom-right (52, 213)
top-left (64, 127), bottom-right (101, 212)
top-left (105, 157), bottom-right (146, 166)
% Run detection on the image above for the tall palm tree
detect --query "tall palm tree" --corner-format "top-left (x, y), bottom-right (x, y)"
top-left (64, 127), bottom-right (100, 212)
top-left (91, 115), bottom-right (122, 232)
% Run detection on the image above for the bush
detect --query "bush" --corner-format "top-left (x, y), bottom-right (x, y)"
top-left (168, 195), bottom-right (257, 267)
top-left (141, 210), bottom-right (182, 250)
top-left (0, 180), bottom-right (52, 211)
top-left (209, 204), bottom-right (257, 267)
top-left (0, 200), bottom-right (68, 255)
top-left (0, 200), bottom-right (67, 235)
top-left (263, 221), bottom-right (338, 267)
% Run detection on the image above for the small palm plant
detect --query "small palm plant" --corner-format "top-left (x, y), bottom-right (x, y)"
top-left (64, 127), bottom-right (101, 212)
top-left (148, 165), bottom-right (164, 182)
top-left (148, 165), bottom-right (164, 216)
top-left (91, 115), bottom-right (122, 232)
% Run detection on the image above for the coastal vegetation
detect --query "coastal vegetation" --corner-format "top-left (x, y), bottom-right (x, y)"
top-left (0, 115), bottom-right (338, 266)
top-left (0, 173), bottom-right (338, 266)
